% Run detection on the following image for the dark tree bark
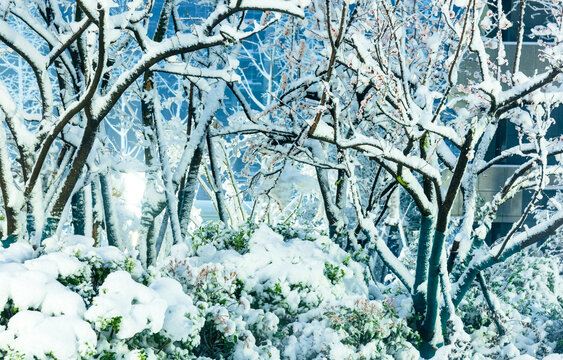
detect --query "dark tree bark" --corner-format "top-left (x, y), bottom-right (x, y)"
top-left (71, 187), bottom-right (86, 236)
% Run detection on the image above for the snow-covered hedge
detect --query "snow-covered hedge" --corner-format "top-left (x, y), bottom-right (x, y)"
top-left (0, 224), bottom-right (418, 360)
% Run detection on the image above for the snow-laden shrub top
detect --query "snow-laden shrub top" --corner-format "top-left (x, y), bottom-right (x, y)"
top-left (0, 225), bottom-right (418, 360)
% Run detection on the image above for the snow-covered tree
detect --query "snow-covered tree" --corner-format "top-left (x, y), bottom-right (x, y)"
top-left (219, 0), bottom-right (563, 354)
top-left (0, 0), bottom-right (308, 248)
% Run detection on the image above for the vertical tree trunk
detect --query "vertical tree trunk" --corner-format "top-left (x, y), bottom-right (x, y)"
top-left (420, 230), bottom-right (446, 344)
top-left (335, 160), bottom-right (349, 249)
top-left (335, 169), bottom-right (347, 211)
top-left (315, 166), bottom-right (340, 238)
top-left (310, 143), bottom-right (342, 239)
top-left (178, 140), bottom-right (205, 234)
top-left (83, 183), bottom-right (93, 238)
top-left (91, 178), bottom-right (104, 246)
top-left (413, 215), bottom-right (434, 316)
top-left (43, 120), bottom-right (98, 239)
top-left (207, 133), bottom-right (228, 224)
top-left (154, 209), bottom-right (170, 260)
top-left (141, 201), bottom-right (162, 266)
top-left (0, 125), bottom-right (20, 237)
top-left (378, 188), bottom-right (403, 279)
top-left (154, 97), bottom-right (183, 246)
top-left (99, 173), bottom-right (122, 248)
top-left (420, 132), bottom-right (474, 350)
top-left (138, 0), bottom-right (175, 264)
top-left (71, 187), bottom-right (86, 235)
top-left (138, 118), bottom-right (160, 265)
top-left (177, 83), bottom-right (226, 232)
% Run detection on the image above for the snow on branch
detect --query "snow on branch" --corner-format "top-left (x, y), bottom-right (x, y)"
top-left (0, 20), bottom-right (53, 126)
top-left (153, 63), bottom-right (241, 83)
top-left (453, 208), bottom-right (563, 305)
top-left (495, 68), bottom-right (561, 114)
top-left (310, 121), bottom-right (442, 183)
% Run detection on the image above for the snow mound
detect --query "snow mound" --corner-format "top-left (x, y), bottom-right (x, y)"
top-left (0, 311), bottom-right (96, 360)
top-left (85, 271), bottom-right (167, 339)
top-left (0, 242), bottom-right (34, 264)
top-left (189, 224), bottom-right (369, 307)
top-left (149, 277), bottom-right (203, 342)
top-left (0, 264), bottom-right (86, 317)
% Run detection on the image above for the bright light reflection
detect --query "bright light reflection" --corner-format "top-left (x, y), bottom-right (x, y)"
top-left (122, 172), bottom-right (145, 217)
top-left (129, 230), bottom-right (139, 248)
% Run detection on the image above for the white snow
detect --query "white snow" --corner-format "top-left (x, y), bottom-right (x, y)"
top-left (149, 277), bottom-right (202, 342)
top-left (0, 311), bottom-right (96, 360)
top-left (85, 271), bottom-right (167, 339)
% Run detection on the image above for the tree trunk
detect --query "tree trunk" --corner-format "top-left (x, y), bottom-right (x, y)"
top-left (142, 198), bottom-right (163, 266)
top-left (310, 143), bottom-right (342, 239)
top-left (0, 124), bottom-right (21, 237)
top-left (43, 120), bottom-right (98, 239)
top-left (413, 215), bottom-right (434, 317)
top-left (71, 187), bottom-right (86, 235)
top-left (91, 179), bottom-right (104, 246)
top-left (420, 132), bottom-right (474, 351)
top-left (99, 173), bottom-right (122, 248)
top-left (315, 166), bottom-right (340, 238)
top-left (154, 97), bottom-right (183, 246)
top-left (154, 208), bottom-right (170, 260)
top-left (207, 133), bottom-right (228, 224)
top-left (178, 140), bottom-right (205, 234)
top-left (138, 0), bottom-right (175, 263)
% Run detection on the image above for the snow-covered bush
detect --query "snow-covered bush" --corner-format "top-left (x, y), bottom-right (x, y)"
top-left (0, 311), bottom-right (97, 360)
top-left (155, 223), bottom-right (417, 359)
top-left (41, 236), bottom-right (142, 304)
top-left (282, 296), bottom-right (419, 360)
top-left (3, 221), bottom-right (562, 359)
top-left (323, 297), bottom-right (417, 357)
top-left (190, 220), bottom-right (321, 255)
top-left (0, 236), bottom-right (204, 359)
top-left (162, 223), bottom-right (418, 358)
top-left (191, 221), bottom-right (258, 254)
top-left (457, 246), bottom-right (563, 358)
top-left (0, 225), bottom-right (419, 359)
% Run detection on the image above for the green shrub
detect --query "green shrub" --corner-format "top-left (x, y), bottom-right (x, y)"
top-left (324, 262), bottom-right (345, 285)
